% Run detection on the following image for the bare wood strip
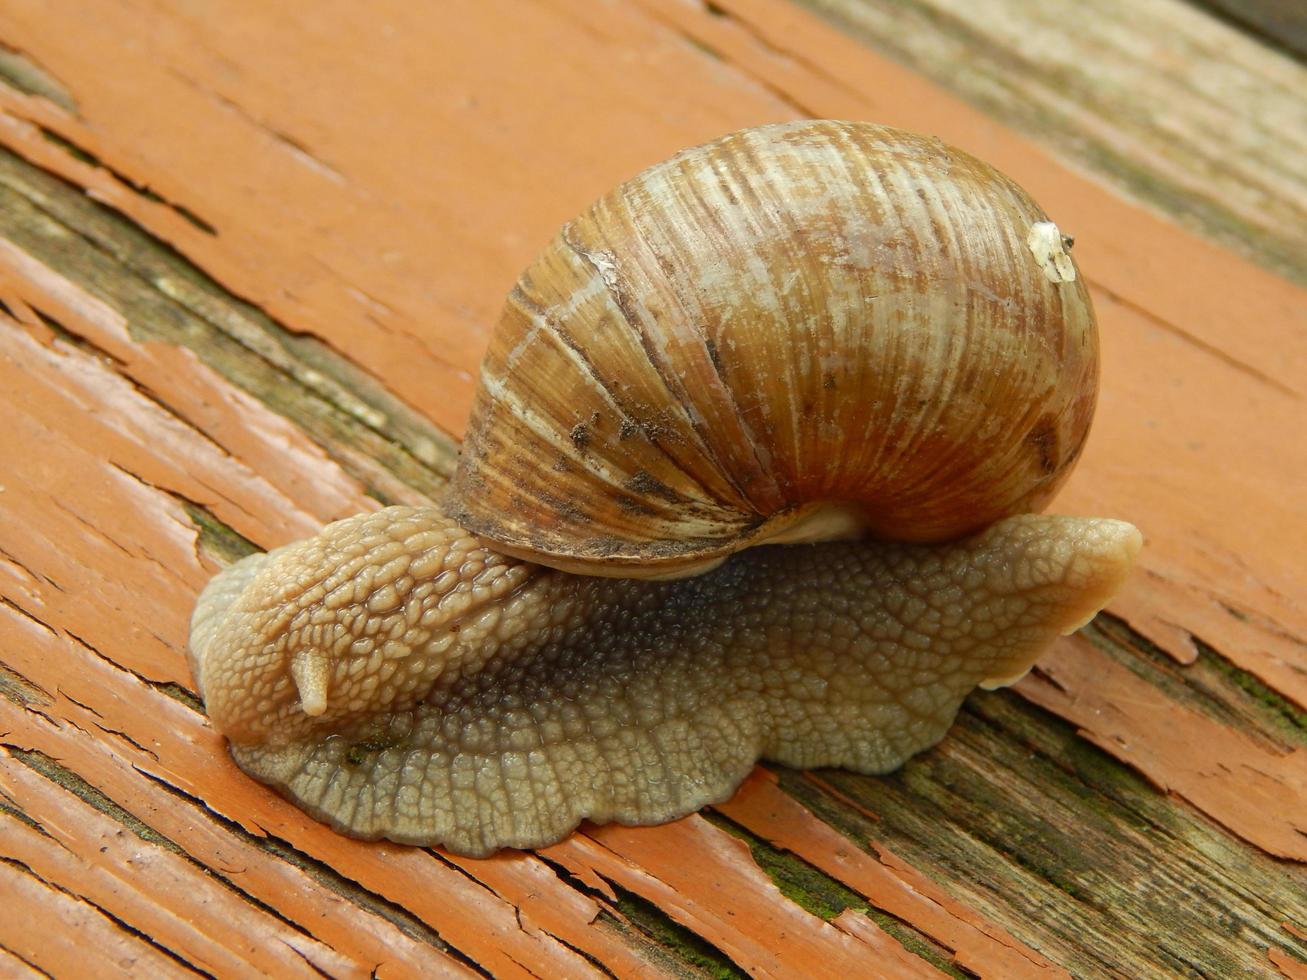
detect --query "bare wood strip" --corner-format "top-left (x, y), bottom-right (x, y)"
top-left (829, 910), bottom-right (951, 979)
top-left (792, 0), bottom-right (1307, 284)
top-left (546, 817), bottom-right (914, 978)
top-left (717, 768), bottom-right (1067, 978)
top-left (1018, 637), bottom-right (1307, 860)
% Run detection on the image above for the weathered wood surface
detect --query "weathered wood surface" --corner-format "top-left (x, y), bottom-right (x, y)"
top-left (1190, 0), bottom-right (1307, 60)
top-left (0, 1), bottom-right (1303, 977)
top-left (800, 0), bottom-right (1307, 288)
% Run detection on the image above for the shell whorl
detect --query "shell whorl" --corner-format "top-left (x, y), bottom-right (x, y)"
top-left (448, 120), bottom-right (1098, 578)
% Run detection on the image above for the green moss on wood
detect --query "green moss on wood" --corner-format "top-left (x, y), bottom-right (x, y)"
top-left (605, 881), bottom-right (746, 979)
top-left (0, 662), bottom-right (54, 709)
top-left (705, 811), bottom-right (966, 978)
top-left (180, 500), bottom-right (259, 567)
top-left (1091, 614), bottom-right (1307, 747)
top-left (1197, 636), bottom-right (1307, 738)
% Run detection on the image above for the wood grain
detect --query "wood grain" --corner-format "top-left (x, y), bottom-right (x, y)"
top-left (798, 0), bottom-right (1307, 286)
top-left (1191, 0), bottom-right (1307, 60)
top-left (0, 0), bottom-right (1304, 975)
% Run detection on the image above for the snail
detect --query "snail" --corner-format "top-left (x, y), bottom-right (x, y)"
top-left (189, 121), bottom-right (1140, 857)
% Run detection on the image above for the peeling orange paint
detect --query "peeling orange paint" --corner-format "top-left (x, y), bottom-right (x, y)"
top-left (719, 769), bottom-right (1068, 978)
top-left (0, 243), bottom-right (372, 540)
top-left (547, 816), bottom-right (910, 977)
top-left (1271, 947), bottom-right (1307, 980)
top-left (0, 760), bottom-right (365, 979)
top-left (0, 0), bottom-right (1303, 973)
top-left (1019, 637), bottom-right (1307, 861)
top-left (831, 910), bottom-right (951, 979)
top-left (0, 619), bottom-right (616, 979)
top-left (0, 856), bottom-right (193, 979)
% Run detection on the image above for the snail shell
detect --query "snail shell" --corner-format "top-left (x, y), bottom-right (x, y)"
top-left (448, 120), bottom-right (1097, 578)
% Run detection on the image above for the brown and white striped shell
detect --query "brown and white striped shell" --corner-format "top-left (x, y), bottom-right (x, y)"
top-left (448, 120), bottom-right (1097, 578)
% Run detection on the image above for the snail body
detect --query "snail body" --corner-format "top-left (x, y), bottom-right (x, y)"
top-left (193, 508), bottom-right (1138, 856)
top-left (189, 121), bottom-right (1137, 856)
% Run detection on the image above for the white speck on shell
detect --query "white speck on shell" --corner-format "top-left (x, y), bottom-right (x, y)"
top-left (1027, 221), bottom-right (1077, 283)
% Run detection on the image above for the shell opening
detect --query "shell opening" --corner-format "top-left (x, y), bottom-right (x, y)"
top-left (752, 502), bottom-right (871, 547)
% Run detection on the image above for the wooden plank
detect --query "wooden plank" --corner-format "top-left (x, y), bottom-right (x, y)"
top-left (1021, 637), bottom-right (1307, 860)
top-left (717, 770), bottom-right (1067, 979)
top-left (1189, 0), bottom-right (1307, 60)
top-left (0, 856), bottom-right (195, 979)
top-left (0, 758), bottom-right (354, 979)
top-left (0, 0), bottom-right (1303, 975)
top-left (797, 0), bottom-right (1307, 285)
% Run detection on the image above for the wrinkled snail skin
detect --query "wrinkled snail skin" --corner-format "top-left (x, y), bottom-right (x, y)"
top-left (450, 120), bottom-right (1098, 578)
top-left (190, 507), bottom-right (1140, 858)
top-left (188, 119), bottom-right (1138, 856)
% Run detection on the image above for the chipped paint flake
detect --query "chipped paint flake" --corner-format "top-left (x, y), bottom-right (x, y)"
top-left (1027, 220), bottom-right (1077, 283)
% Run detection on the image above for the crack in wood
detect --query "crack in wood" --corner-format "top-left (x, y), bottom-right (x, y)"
top-left (58, 627), bottom-right (201, 710)
top-left (0, 745), bottom-right (446, 976)
top-left (129, 764), bottom-right (480, 970)
top-left (0, 597), bottom-right (58, 641)
top-left (0, 791), bottom-right (54, 841)
top-left (0, 699), bottom-right (480, 976)
top-left (0, 149), bottom-right (456, 494)
top-left (165, 66), bottom-right (347, 188)
top-left (0, 854), bottom-right (212, 978)
top-left (0, 939), bottom-right (53, 978)
top-left (0, 42), bottom-right (76, 113)
top-left (0, 2), bottom-right (1302, 974)
top-left (31, 124), bottom-right (216, 236)
top-left (2, 747), bottom-right (183, 855)
top-left (1095, 285), bottom-right (1299, 399)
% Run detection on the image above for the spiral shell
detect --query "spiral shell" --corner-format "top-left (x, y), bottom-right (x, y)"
top-left (448, 120), bottom-right (1097, 577)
